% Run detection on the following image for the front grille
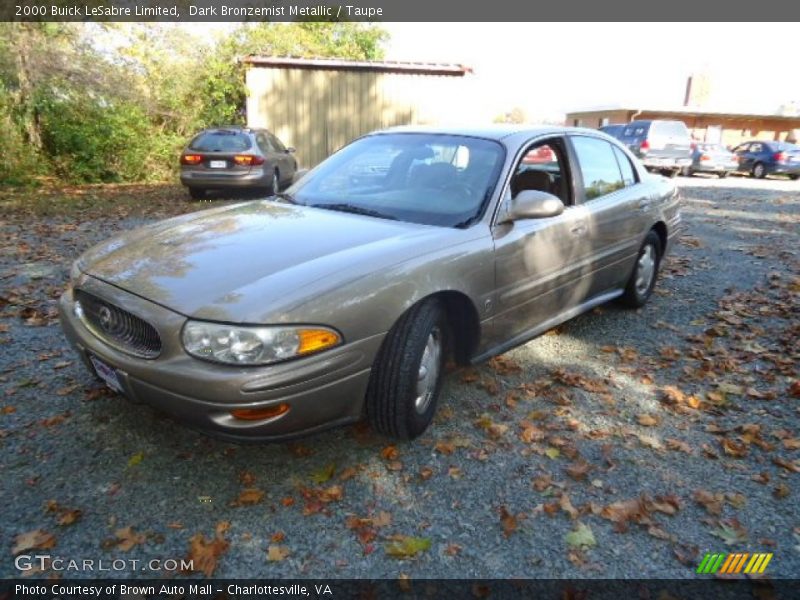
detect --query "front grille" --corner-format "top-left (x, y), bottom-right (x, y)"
top-left (74, 289), bottom-right (162, 359)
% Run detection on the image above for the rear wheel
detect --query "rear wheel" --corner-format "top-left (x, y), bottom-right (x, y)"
top-left (752, 162), bottom-right (767, 179)
top-left (719, 171), bottom-right (729, 178)
top-left (188, 187), bottom-right (206, 200)
top-left (365, 299), bottom-right (447, 440)
top-left (620, 231), bottom-right (662, 308)
top-left (664, 169), bottom-right (679, 178)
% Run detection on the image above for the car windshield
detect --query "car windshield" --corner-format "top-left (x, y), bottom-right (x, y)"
top-left (189, 131), bottom-right (252, 152)
top-left (286, 133), bottom-right (505, 227)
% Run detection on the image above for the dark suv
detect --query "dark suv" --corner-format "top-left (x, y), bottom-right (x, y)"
top-left (180, 127), bottom-right (298, 200)
top-left (617, 120), bottom-right (693, 178)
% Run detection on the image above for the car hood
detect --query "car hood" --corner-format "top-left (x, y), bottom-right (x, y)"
top-left (79, 201), bottom-right (462, 321)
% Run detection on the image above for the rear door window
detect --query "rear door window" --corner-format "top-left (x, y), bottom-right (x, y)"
top-left (571, 136), bottom-right (625, 201)
top-left (268, 133), bottom-right (286, 153)
top-left (612, 146), bottom-right (637, 187)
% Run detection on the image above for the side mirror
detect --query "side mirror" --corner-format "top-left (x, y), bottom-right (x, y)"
top-left (286, 147), bottom-right (296, 154)
top-left (502, 190), bottom-right (564, 222)
top-left (291, 168), bottom-right (308, 184)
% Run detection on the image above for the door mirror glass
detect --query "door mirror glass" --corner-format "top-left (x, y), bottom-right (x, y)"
top-left (503, 190), bottom-right (564, 222)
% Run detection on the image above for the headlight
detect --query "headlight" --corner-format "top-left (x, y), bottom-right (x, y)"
top-left (181, 321), bottom-right (341, 366)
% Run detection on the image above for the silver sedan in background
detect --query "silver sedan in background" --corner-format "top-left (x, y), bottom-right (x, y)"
top-left (682, 143), bottom-right (739, 178)
top-left (179, 127), bottom-right (298, 199)
top-left (61, 126), bottom-right (681, 442)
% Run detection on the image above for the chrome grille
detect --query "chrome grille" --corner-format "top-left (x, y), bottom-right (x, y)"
top-left (74, 289), bottom-right (162, 359)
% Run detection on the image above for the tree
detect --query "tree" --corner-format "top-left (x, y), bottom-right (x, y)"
top-left (0, 22), bottom-right (389, 185)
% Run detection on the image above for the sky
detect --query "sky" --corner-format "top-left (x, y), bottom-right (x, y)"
top-left (382, 23), bottom-right (800, 122)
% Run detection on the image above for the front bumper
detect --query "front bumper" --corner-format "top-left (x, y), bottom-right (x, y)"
top-left (59, 278), bottom-right (380, 441)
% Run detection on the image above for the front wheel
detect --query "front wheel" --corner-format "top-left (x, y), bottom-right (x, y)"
top-left (620, 231), bottom-right (662, 308)
top-left (365, 299), bottom-right (447, 439)
top-left (752, 162), bottom-right (767, 179)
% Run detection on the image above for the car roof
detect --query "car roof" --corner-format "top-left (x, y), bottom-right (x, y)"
top-left (373, 124), bottom-right (598, 142)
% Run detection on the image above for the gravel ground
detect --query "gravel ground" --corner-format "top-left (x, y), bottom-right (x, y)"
top-left (0, 176), bottom-right (798, 580)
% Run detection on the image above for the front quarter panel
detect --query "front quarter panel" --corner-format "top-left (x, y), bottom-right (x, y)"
top-left (267, 227), bottom-right (497, 350)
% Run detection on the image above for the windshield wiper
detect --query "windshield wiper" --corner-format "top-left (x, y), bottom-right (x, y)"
top-left (313, 203), bottom-right (397, 221)
top-left (272, 192), bottom-right (299, 204)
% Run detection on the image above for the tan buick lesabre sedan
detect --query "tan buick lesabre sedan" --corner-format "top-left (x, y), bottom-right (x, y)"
top-left (60, 126), bottom-right (681, 441)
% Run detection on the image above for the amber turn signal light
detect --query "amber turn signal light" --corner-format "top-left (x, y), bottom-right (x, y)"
top-left (230, 403), bottom-right (290, 421)
top-left (298, 329), bottom-right (341, 355)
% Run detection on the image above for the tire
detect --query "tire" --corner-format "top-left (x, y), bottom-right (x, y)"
top-left (680, 167), bottom-right (692, 177)
top-left (789, 174), bottom-right (799, 181)
top-left (188, 187), bottom-right (206, 200)
top-left (752, 162), bottom-right (766, 179)
top-left (664, 169), bottom-right (679, 178)
top-left (719, 171), bottom-right (729, 179)
top-left (365, 299), bottom-right (447, 440)
top-left (620, 230), bottom-right (662, 308)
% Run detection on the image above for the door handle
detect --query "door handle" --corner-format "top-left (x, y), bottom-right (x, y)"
top-left (570, 224), bottom-right (588, 235)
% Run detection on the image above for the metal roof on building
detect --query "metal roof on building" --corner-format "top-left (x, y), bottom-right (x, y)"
top-left (241, 56), bottom-right (472, 76)
top-left (567, 105), bottom-right (800, 121)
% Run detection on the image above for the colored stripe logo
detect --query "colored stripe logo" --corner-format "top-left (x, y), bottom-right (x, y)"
top-left (696, 552), bottom-right (772, 574)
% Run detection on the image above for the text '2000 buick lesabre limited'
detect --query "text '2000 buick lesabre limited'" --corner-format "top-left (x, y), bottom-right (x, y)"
top-left (60, 126), bottom-right (681, 441)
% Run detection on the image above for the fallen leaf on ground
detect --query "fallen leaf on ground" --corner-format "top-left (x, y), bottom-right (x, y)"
top-left (239, 471), bottom-right (256, 486)
top-left (185, 525), bottom-right (230, 577)
top-left (310, 463), bottom-right (336, 484)
top-left (385, 535), bottom-right (431, 558)
top-left (381, 446), bottom-right (399, 460)
top-left (693, 490), bottom-right (724, 515)
top-left (665, 438), bottom-right (692, 454)
top-left (127, 452), bottom-right (144, 467)
top-left (773, 484), bottom-right (790, 499)
top-left (545, 447), bottom-right (561, 460)
top-left (114, 526), bottom-right (145, 552)
top-left (266, 545), bottom-right (290, 562)
top-left (565, 522), bottom-right (596, 549)
top-left (710, 519), bottom-right (748, 545)
top-left (559, 493), bottom-right (579, 519)
top-left (499, 506), bottom-right (519, 537)
top-left (565, 461), bottom-right (591, 481)
top-left (773, 457), bottom-right (800, 473)
top-left (721, 438), bottom-right (748, 458)
top-left (232, 488), bottom-right (264, 506)
top-left (637, 414), bottom-right (660, 427)
top-left (12, 530), bottom-right (56, 554)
